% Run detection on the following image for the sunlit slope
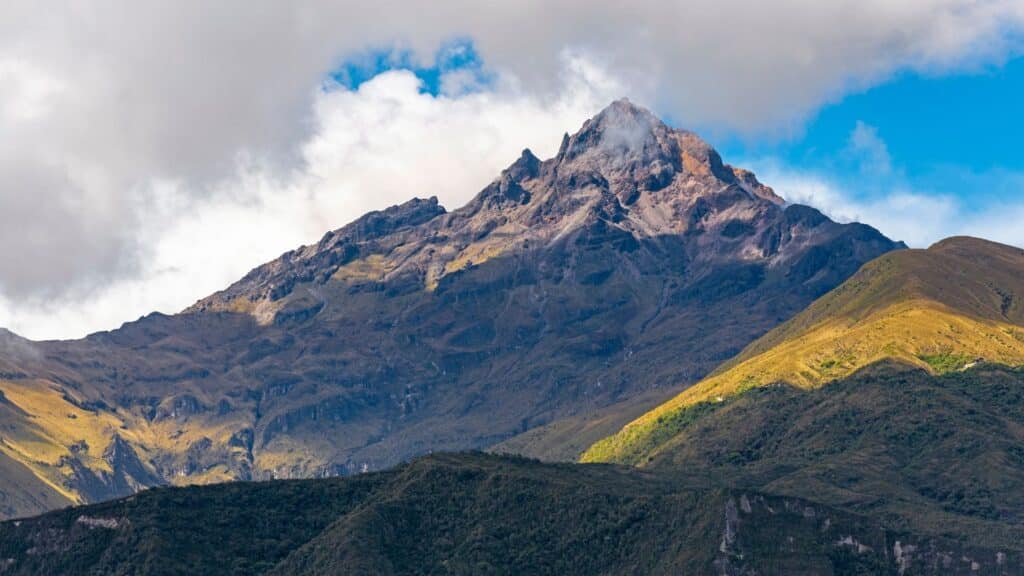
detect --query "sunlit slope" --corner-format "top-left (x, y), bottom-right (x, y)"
top-left (584, 236), bottom-right (1024, 465)
top-left (0, 377), bottom-right (249, 513)
top-left (0, 379), bottom-right (123, 505)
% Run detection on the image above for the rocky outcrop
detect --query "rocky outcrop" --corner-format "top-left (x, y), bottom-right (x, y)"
top-left (190, 197), bottom-right (447, 312)
top-left (62, 435), bottom-right (164, 504)
top-left (713, 493), bottom-right (1022, 576)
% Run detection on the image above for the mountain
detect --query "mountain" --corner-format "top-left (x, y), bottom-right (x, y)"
top-left (506, 233), bottom-right (1024, 464)
top-left (0, 100), bottom-right (901, 518)
top-left (0, 452), bottom-right (1017, 575)
top-left (585, 237), bottom-right (1024, 464)
top-left (584, 237), bottom-right (1024, 549)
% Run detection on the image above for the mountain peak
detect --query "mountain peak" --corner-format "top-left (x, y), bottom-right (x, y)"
top-left (547, 100), bottom-right (783, 206)
top-left (557, 99), bottom-right (673, 165)
top-left (192, 101), bottom-right (890, 324)
top-left (0, 98), bottom-right (904, 521)
top-left (589, 98), bottom-right (663, 133)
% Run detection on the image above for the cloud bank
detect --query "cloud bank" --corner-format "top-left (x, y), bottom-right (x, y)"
top-left (2, 1), bottom-right (1024, 339)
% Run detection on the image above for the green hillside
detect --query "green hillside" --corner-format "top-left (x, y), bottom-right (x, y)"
top-left (0, 452), bottom-right (1015, 575)
top-left (578, 237), bottom-right (1024, 551)
top-left (601, 362), bottom-right (1024, 549)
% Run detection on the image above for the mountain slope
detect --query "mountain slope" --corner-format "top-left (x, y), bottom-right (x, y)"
top-left (595, 362), bottom-right (1024, 549)
top-left (0, 452), bottom-right (1017, 575)
top-left (582, 237), bottom-right (1024, 549)
top-left (585, 237), bottom-right (1024, 466)
top-left (0, 100), bottom-right (901, 517)
top-left (491, 387), bottom-right (674, 462)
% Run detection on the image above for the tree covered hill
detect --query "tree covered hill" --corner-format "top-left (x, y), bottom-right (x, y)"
top-left (0, 451), bottom-right (1017, 575)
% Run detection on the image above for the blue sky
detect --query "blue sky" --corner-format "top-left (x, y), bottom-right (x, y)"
top-left (331, 39), bottom-right (492, 96)
top-left (749, 59), bottom-right (1024, 175)
top-left (719, 57), bottom-right (1024, 203)
top-left (721, 58), bottom-right (1024, 249)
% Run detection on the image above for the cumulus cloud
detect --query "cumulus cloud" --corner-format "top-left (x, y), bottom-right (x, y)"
top-left (2, 1), bottom-right (1024, 338)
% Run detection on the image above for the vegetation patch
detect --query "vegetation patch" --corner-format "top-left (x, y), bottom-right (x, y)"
top-left (917, 350), bottom-right (973, 374)
top-left (584, 400), bottom-right (725, 466)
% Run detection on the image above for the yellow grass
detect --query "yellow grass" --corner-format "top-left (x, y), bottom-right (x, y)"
top-left (331, 254), bottom-right (395, 283)
top-left (584, 300), bottom-right (1024, 463)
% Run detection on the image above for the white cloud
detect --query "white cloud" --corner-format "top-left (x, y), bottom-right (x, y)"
top-left (0, 59), bottom-right (64, 122)
top-left (0, 63), bottom-right (617, 340)
top-left (846, 121), bottom-right (893, 177)
top-left (2, 1), bottom-right (1024, 339)
top-left (747, 121), bottom-right (1024, 250)
top-left (750, 161), bottom-right (1024, 250)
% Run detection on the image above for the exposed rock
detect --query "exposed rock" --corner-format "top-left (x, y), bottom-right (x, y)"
top-left (75, 515), bottom-right (121, 529)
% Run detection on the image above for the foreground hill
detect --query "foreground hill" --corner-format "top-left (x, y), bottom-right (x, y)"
top-left (0, 452), bottom-right (1016, 575)
top-left (0, 100), bottom-right (900, 518)
top-left (583, 237), bottom-right (1024, 549)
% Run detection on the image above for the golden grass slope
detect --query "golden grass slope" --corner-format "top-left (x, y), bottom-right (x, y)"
top-left (583, 236), bottom-right (1024, 464)
top-left (0, 375), bottom-right (258, 516)
top-left (0, 379), bottom-right (130, 505)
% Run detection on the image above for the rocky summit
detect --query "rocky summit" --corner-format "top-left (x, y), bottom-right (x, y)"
top-left (0, 100), bottom-right (901, 518)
